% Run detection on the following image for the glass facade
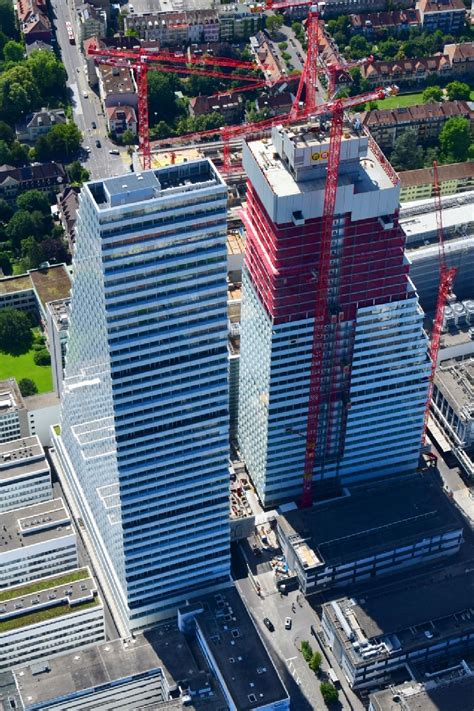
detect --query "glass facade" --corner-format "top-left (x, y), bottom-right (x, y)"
top-left (56, 163), bottom-right (231, 631)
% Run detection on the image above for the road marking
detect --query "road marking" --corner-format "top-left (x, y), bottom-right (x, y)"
top-left (286, 656), bottom-right (297, 661)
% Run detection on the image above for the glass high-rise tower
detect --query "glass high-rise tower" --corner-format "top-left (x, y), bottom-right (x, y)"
top-left (55, 163), bottom-right (231, 631)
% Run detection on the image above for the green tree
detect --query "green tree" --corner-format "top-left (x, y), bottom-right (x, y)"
top-left (0, 307), bottom-right (33, 354)
top-left (35, 122), bottom-right (82, 161)
top-left (0, 197), bottom-right (12, 222)
top-left (0, 0), bottom-right (18, 38)
top-left (40, 237), bottom-right (69, 265)
top-left (9, 141), bottom-right (29, 165)
top-left (439, 116), bottom-right (471, 162)
top-left (16, 189), bottom-right (50, 215)
top-left (0, 65), bottom-right (40, 123)
top-left (21, 235), bottom-right (43, 270)
top-left (266, 14), bottom-right (284, 35)
top-left (320, 681), bottom-right (339, 706)
top-left (377, 38), bottom-right (399, 59)
top-left (309, 651), bottom-right (322, 672)
top-left (0, 120), bottom-right (14, 145)
top-left (300, 640), bottom-right (313, 663)
top-left (445, 81), bottom-right (470, 101)
top-left (422, 86), bottom-right (443, 103)
top-left (148, 72), bottom-right (183, 124)
top-left (0, 138), bottom-right (11, 164)
top-left (349, 35), bottom-right (370, 60)
top-left (0, 250), bottom-right (11, 274)
top-left (18, 378), bottom-right (38, 396)
top-left (3, 39), bottom-right (23, 63)
top-left (33, 348), bottom-right (51, 365)
top-left (67, 160), bottom-right (89, 185)
top-left (27, 50), bottom-right (67, 103)
top-left (5, 210), bottom-right (44, 252)
top-left (390, 129), bottom-right (424, 171)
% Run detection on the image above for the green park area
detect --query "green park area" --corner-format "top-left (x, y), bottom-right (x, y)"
top-left (0, 322), bottom-right (52, 394)
top-left (374, 92), bottom-right (424, 110)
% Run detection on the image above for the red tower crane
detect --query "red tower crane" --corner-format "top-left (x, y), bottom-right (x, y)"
top-left (422, 161), bottom-right (457, 444)
top-left (87, 44), bottom-right (265, 170)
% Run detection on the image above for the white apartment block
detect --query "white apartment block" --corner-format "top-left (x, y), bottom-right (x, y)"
top-left (0, 379), bottom-right (29, 444)
top-left (0, 436), bottom-right (52, 514)
top-left (0, 568), bottom-right (104, 672)
top-left (0, 498), bottom-right (77, 589)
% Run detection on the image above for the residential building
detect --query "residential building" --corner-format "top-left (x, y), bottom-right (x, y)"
top-left (444, 41), bottom-right (474, 76)
top-left (238, 120), bottom-right (431, 507)
top-left (0, 568), bottom-right (104, 672)
top-left (190, 93), bottom-right (244, 123)
top-left (76, 2), bottom-right (107, 44)
top-left (369, 667), bottom-right (474, 711)
top-left (124, 10), bottom-right (220, 45)
top-left (24, 391), bottom-right (60, 446)
top-left (277, 475), bottom-right (463, 596)
top-left (16, 0), bottom-right (52, 45)
top-left (54, 163), bottom-right (231, 632)
top-left (57, 185), bottom-right (80, 250)
top-left (178, 587), bottom-right (290, 711)
top-left (105, 105), bottom-right (137, 137)
top-left (320, 0), bottom-right (412, 16)
top-left (400, 161), bottom-right (474, 202)
top-left (15, 108), bottom-right (67, 143)
top-left (0, 380), bottom-right (29, 444)
top-left (321, 569), bottom-right (474, 689)
top-left (0, 163), bottom-right (67, 203)
top-left (218, 5), bottom-right (263, 41)
top-left (0, 498), bottom-right (77, 589)
top-left (361, 101), bottom-right (474, 150)
top-left (431, 357), bottom-right (474, 478)
top-left (46, 298), bottom-right (70, 396)
top-left (0, 436), bottom-right (52, 513)
top-left (255, 91), bottom-right (294, 116)
top-left (25, 39), bottom-right (54, 55)
top-left (348, 9), bottom-right (421, 35)
top-left (417, 0), bottom-right (466, 33)
top-left (98, 65), bottom-right (138, 109)
top-left (361, 54), bottom-right (452, 86)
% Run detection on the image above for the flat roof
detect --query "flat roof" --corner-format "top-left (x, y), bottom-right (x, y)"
top-left (46, 298), bottom-right (70, 332)
top-left (28, 264), bottom-right (71, 309)
top-left (0, 274), bottom-right (33, 296)
top-left (227, 230), bottom-right (245, 256)
top-left (0, 498), bottom-right (72, 554)
top-left (370, 675), bottom-right (474, 711)
top-left (192, 587), bottom-right (289, 710)
top-left (278, 475), bottom-right (461, 567)
top-left (15, 623), bottom-right (226, 710)
top-left (0, 436), bottom-right (48, 482)
top-left (325, 569), bottom-right (474, 667)
top-left (88, 160), bottom-right (225, 211)
top-left (435, 358), bottom-right (474, 414)
top-left (0, 379), bottom-right (24, 414)
top-left (23, 391), bottom-right (60, 411)
top-left (0, 568), bottom-right (99, 634)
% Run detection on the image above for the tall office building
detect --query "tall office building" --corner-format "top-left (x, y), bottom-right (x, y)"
top-left (238, 121), bottom-right (431, 507)
top-left (55, 163), bottom-right (231, 632)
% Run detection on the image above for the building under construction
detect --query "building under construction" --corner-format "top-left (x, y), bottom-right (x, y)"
top-left (237, 118), bottom-right (432, 507)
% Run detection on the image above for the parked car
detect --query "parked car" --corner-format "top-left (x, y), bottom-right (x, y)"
top-left (109, 149), bottom-right (120, 155)
top-left (91, 121), bottom-right (96, 129)
top-left (95, 139), bottom-right (101, 148)
top-left (284, 617), bottom-right (292, 630)
top-left (263, 617), bottom-right (274, 632)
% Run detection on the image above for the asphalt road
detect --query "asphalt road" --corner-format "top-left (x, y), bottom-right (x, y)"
top-left (49, 0), bottom-right (129, 180)
top-left (232, 545), bottom-right (364, 711)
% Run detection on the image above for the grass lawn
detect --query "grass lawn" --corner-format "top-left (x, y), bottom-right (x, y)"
top-left (0, 347), bottom-right (52, 393)
top-left (373, 92), bottom-right (425, 110)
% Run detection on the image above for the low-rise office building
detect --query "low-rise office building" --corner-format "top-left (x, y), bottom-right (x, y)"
top-left (0, 568), bottom-right (104, 672)
top-left (369, 666), bottom-right (474, 711)
top-left (321, 570), bottom-right (474, 689)
top-left (46, 298), bottom-right (70, 397)
top-left (431, 358), bottom-right (474, 478)
top-left (0, 380), bottom-right (29, 444)
top-left (0, 436), bottom-right (52, 513)
top-left (13, 623), bottom-right (228, 710)
top-left (0, 498), bottom-right (77, 589)
top-left (277, 476), bottom-right (463, 596)
top-left (179, 587), bottom-right (290, 711)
